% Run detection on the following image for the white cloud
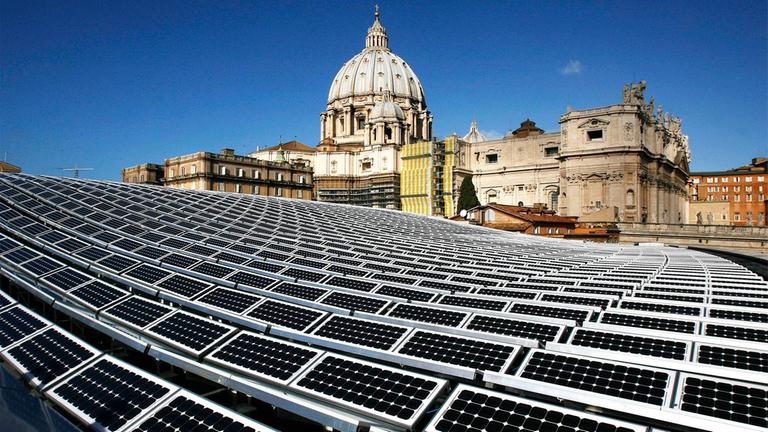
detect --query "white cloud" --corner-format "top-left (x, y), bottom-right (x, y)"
top-left (481, 129), bottom-right (503, 140)
top-left (560, 59), bottom-right (583, 75)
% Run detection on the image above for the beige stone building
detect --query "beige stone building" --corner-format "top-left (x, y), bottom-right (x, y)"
top-left (163, 149), bottom-right (312, 199)
top-left (121, 163), bottom-right (163, 185)
top-left (123, 149), bottom-right (313, 200)
top-left (465, 81), bottom-right (692, 223)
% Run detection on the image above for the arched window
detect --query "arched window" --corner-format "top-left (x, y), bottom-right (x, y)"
top-left (626, 189), bottom-right (636, 206)
top-left (549, 191), bottom-right (558, 211)
top-left (485, 209), bottom-right (495, 222)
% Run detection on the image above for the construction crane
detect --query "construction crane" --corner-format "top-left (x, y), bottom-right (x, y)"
top-left (60, 167), bottom-right (94, 178)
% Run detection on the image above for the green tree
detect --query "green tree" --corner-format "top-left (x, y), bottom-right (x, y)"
top-left (457, 176), bottom-right (480, 212)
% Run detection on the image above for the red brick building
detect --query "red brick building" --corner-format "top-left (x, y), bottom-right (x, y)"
top-left (689, 158), bottom-right (767, 226)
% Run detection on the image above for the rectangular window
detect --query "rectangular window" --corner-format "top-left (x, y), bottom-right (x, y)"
top-left (217, 182), bottom-right (224, 192)
top-left (723, 186), bottom-right (728, 192)
top-left (485, 154), bottom-right (498, 164)
top-left (544, 147), bottom-right (558, 157)
top-left (131, 176), bottom-right (137, 182)
top-left (734, 186), bottom-right (741, 192)
top-left (191, 165), bottom-right (197, 174)
top-left (276, 188), bottom-right (283, 197)
top-left (587, 130), bottom-right (603, 141)
top-left (299, 175), bottom-right (306, 184)
top-left (693, 178), bottom-right (700, 184)
top-left (297, 189), bottom-right (303, 199)
top-left (252, 169), bottom-right (259, 179)
top-left (235, 184), bottom-right (242, 193)
top-left (721, 177), bottom-right (728, 183)
top-left (746, 186), bottom-right (752, 192)
top-left (362, 161), bottom-right (372, 170)
top-left (252, 185), bottom-right (259, 195)
top-left (746, 177), bottom-right (752, 182)
top-left (140, 175), bottom-right (145, 182)
top-left (747, 194), bottom-right (753, 202)
top-left (757, 176), bottom-right (765, 182)
top-left (169, 169), bottom-right (175, 177)
top-left (706, 177), bottom-right (713, 183)
top-left (723, 195), bottom-right (728, 201)
top-left (237, 168), bottom-right (244, 177)
top-left (733, 176), bottom-right (740, 182)
top-left (735, 212), bottom-right (741, 221)
top-left (759, 194), bottom-right (765, 201)
top-left (180, 167), bottom-right (185, 176)
top-left (220, 166), bottom-right (227, 175)
top-left (277, 173), bottom-right (284, 181)
top-left (734, 195), bottom-right (741, 202)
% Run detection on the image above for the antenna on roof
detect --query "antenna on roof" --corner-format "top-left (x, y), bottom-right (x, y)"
top-left (60, 167), bottom-right (94, 178)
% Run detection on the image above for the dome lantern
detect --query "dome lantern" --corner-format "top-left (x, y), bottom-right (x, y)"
top-left (365, 6), bottom-right (388, 50)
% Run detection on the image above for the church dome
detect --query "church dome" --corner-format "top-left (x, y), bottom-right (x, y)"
top-left (327, 8), bottom-right (426, 106)
top-left (370, 93), bottom-right (405, 122)
top-left (463, 120), bottom-right (488, 143)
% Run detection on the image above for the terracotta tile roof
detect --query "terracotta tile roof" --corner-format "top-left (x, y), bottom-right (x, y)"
top-left (478, 203), bottom-right (578, 224)
top-left (264, 140), bottom-right (315, 152)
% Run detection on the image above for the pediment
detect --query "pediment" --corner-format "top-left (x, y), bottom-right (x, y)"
top-left (577, 118), bottom-right (610, 129)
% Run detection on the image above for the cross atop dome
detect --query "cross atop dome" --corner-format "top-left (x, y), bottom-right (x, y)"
top-left (366, 6), bottom-right (388, 50)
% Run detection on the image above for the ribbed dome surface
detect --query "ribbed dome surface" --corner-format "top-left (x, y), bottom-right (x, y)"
top-left (327, 49), bottom-right (425, 105)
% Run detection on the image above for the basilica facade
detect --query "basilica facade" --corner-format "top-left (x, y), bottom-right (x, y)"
top-left (251, 8), bottom-right (692, 223)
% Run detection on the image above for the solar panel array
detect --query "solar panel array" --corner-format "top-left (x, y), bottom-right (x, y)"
top-left (0, 173), bottom-right (766, 431)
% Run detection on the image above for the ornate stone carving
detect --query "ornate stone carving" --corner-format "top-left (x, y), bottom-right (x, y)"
top-left (623, 122), bottom-right (634, 141)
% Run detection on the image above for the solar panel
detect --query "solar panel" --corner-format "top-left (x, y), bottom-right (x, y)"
top-left (270, 282), bottom-right (327, 301)
top-left (1, 327), bottom-right (100, 390)
top-left (190, 261), bottom-right (236, 279)
top-left (96, 254), bottom-right (139, 272)
top-left (124, 263), bottom-right (172, 284)
top-left (206, 331), bottom-right (322, 384)
top-left (517, 350), bottom-right (672, 406)
top-left (45, 356), bottom-right (176, 431)
top-left (70, 280), bottom-right (130, 310)
top-left (196, 287), bottom-right (263, 313)
top-left (0, 305), bottom-right (49, 349)
top-left (311, 315), bottom-right (410, 351)
top-left (156, 274), bottom-right (213, 299)
top-left (695, 343), bottom-right (767, 372)
top-left (464, 314), bottom-right (564, 342)
top-left (437, 295), bottom-right (508, 311)
top-left (568, 328), bottom-right (689, 360)
top-left (397, 330), bottom-right (518, 372)
top-left (425, 384), bottom-right (645, 432)
top-left (508, 303), bottom-right (591, 322)
top-left (245, 299), bottom-right (326, 331)
top-left (319, 291), bottom-right (389, 313)
top-left (21, 256), bottom-right (64, 276)
top-left (145, 311), bottom-right (236, 356)
top-left (676, 373), bottom-right (767, 429)
top-left (324, 275), bottom-right (377, 292)
top-left (225, 271), bottom-right (275, 289)
top-left (386, 303), bottom-right (469, 327)
top-left (102, 296), bottom-right (174, 330)
top-left (703, 323), bottom-right (768, 343)
top-left (375, 285), bottom-right (436, 302)
top-left (124, 389), bottom-right (277, 432)
top-left (290, 354), bottom-right (445, 428)
top-left (599, 311), bottom-right (697, 334)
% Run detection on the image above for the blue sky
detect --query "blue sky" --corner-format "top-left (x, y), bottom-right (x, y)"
top-left (1, 1), bottom-right (766, 180)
